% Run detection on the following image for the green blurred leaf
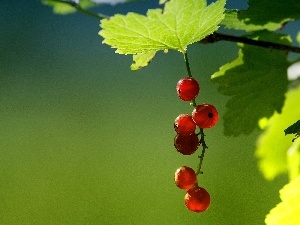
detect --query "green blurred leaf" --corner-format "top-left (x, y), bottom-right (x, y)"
top-left (265, 175), bottom-right (300, 225)
top-left (255, 86), bottom-right (300, 180)
top-left (211, 31), bottom-right (290, 136)
top-left (99, 0), bottom-right (226, 55)
top-left (130, 51), bottom-right (156, 70)
top-left (42, 0), bottom-right (96, 15)
top-left (233, 0), bottom-right (300, 32)
top-left (42, 0), bottom-right (139, 15)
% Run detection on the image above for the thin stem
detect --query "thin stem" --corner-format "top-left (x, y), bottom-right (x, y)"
top-left (41, 0), bottom-right (108, 20)
top-left (201, 32), bottom-right (300, 53)
top-left (184, 52), bottom-right (192, 77)
top-left (196, 128), bottom-right (208, 175)
top-left (183, 52), bottom-right (197, 107)
top-left (183, 52), bottom-right (207, 175)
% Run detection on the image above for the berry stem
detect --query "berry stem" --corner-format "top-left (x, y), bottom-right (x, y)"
top-left (183, 52), bottom-right (208, 175)
top-left (183, 52), bottom-right (192, 78)
top-left (196, 128), bottom-right (208, 175)
top-left (183, 52), bottom-right (197, 107)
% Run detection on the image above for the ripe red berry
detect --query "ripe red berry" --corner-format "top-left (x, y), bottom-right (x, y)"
top-left (174, 114), bottom-right (196, 136)
top-left (184, 185), bottom-right (210, 212)
top-left (192, 103), bottom-right (218, 128)
top-left (174, 166), bottom-right (197, 190)
top-left (176, 77), bottom-right (200, 101)
top-left (174, 133), bottom-right (199, 155)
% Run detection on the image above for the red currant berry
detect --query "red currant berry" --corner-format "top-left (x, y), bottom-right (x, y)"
top-left (174, 166), bottom-right (197, 190)
top-left (176, 77), bottom-right (200, 101)
top-left (174, 133), bottom-right (199, 155)
top-left (192, 103), bottom-right (218, 128)
top-left (184, 185), bottom-right (210, 212)
top-left (174, 114), bottom-right (196, 136)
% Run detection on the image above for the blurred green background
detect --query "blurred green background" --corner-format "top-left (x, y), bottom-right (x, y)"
top-left (0, 0), bottom-right (296, 224)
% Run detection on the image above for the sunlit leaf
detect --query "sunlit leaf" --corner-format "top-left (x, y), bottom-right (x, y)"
top-left (130, 51), bottom-right (156, 70)
top-left (287, 139), bottom-right (300, 180)
top-left (99, 0), bottom-right (226, 55)
top-left (255, 86), bottom-right (300, 180)
top-left (265, 175), bottom-right (300, 225)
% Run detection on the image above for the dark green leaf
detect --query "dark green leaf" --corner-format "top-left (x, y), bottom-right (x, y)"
top-left (285, 120), bottom-right (300, 142)
top-left (222, 0), bottom-right (300, 31)
top-left (239, 0), bottom-right (300, 27)
top-left (285, 120), bottom-right (300, 135)
top-left (222, 9), bottom-right (286, 31)
top-left (212, 31), bottom-right (290, 136)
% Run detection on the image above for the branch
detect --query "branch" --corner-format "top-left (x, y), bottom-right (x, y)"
top-left (201, 32), bottom-right (300, 54)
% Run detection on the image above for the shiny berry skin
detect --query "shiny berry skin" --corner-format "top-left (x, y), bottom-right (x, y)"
top-left (176, 77), bottom-right (200, 101)
top-left (192, 103), bottom-right (218, 128)
top-left (174, 114), bottom-right (196, 136)
top-left (184, 185), bottom-right (210, 212)
top-left (174, 166), bottom-right (197, 190)
top-left (174, 133), bottom-right (199, 155)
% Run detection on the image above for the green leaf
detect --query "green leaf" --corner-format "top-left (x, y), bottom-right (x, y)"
top-left (255, 86), bottom-right (300, 180)
top-left (221, 9), bottom-right (288, 32)
top-left (240, 0), bottom-right (300, 28)
top-left (223, 0), bottom-right (300, 32)
top-left (287, 139), bottom-right (300, 180)
top-left (265, 175), bottom-right (300, 225)
top-left (211, 31), bottom-right (290, 136)
top-left (130, 51), bottom-right (156, 70)
top-left (99, 0), bottom-right (226, 55)
top-left (42, 0), bottom-right (96, 15)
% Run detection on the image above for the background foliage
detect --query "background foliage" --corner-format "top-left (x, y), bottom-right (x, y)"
top-left (1, 0), bottom-right (299, 224)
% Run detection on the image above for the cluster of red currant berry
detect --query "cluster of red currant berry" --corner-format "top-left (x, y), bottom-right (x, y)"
top-left (173, 77), bottom-right (218, 213)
